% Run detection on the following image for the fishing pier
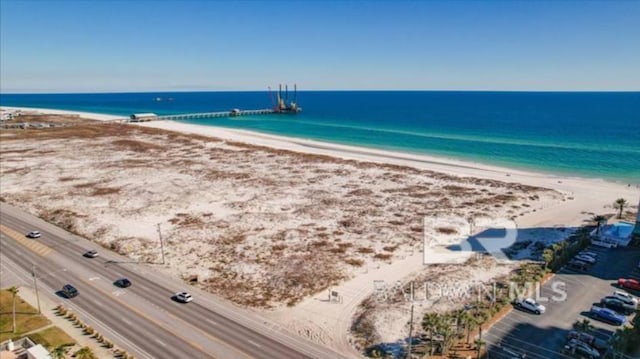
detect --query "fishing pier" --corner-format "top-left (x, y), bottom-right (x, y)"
top-left (130, 109), bottom-right (276, 122)
top-left (129, 84), bottom-right (301, 122)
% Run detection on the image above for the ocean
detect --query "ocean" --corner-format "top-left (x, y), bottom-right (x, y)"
top-left (1, 91), bottom-right (639, 183)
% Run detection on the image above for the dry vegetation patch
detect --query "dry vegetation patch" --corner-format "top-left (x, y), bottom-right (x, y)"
top-left (0, 123), bottom-right (560, 308)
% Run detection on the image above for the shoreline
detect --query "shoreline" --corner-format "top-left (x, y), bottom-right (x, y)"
top-left (1, 105), bottom-right (632, 185)
top-left (2, 105), bottom-right (638, 221)
top-left (2, 105), bottom-right (636, 185)
top-left (1, 106), bottom-right (126, 121)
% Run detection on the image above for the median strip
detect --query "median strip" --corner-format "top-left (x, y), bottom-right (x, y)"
top-left (0, 224), bottom-right (52, 257)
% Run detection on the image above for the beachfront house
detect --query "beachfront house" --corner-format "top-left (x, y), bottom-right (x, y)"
top-left (0, 338), bottom-right (52, 359)
top-left (0, 111), bottom-right (14, 122)
top-left (129, 113), bottom-right (158, 122)
top-left (591, 220), bottom-right (636, 247)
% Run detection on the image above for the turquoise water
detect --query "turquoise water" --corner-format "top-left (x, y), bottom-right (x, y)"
top-left (1, 91), bottom-right (639, 182)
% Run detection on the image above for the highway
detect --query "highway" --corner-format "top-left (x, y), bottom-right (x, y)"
top-left (0, 203), bottom-right (348, 359)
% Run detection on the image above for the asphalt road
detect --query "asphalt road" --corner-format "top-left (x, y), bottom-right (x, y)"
top-left (484, 243), bottom-right (640, 359)
top-left (0, 203), bottom-right (349, 359)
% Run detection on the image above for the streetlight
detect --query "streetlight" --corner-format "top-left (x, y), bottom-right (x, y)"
top-left (406, 303), bottom-right (414, 359)
top-left (31, 264), bottom-right (41, 314)
top-left (31, 266), bottom-right (67, 314)
top-left (157, 223), bottom-right (165, 265)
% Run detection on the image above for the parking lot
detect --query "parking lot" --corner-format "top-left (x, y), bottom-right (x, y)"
top-left (485, 244), bottom-right (640, 358)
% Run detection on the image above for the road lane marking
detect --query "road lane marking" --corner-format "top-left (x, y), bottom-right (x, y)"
top-left (189, 341), bottom-right (204, 351)
top-left (484, 331), bottom-right (563, 359)
top-left (488, 339), bottom-right (550, 359)
top-left (78, 277), bottom-right (248, 359)
top-left (247, 340), bottom-right (261, 348)
top-left (0, 224), bottom-right (52, 257)
top-left (0, 248), bottom-right (156, 359)
top-left (89, 277), bottom-right (101, 281)
top-left (154, 339), bottom-right (167, 347)
top-left (205, 318), bottom-right (219, 326)
top-left (122, 318), bottom-right (132, 326)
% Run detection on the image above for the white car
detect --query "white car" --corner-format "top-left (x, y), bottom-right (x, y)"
top-left (174, 292), bottom-right (193, 303)
top-left (612, 290), bottom-right (638, 306)
top-left (514, 298), bottom-right (546, 314)
top-left (83, 250), bottom-right (99, 258)
top-left (579, 251), bottom-right (599, 259)
top-left (26, 231), bottom-right (41, 238)
top-left (575, 254), bottom-right (597, 264)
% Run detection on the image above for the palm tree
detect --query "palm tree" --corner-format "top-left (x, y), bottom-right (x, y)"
top-left (74, 346), bottom-right (95, 359)
top-left (422, 313), bottom-right (441, 355)
top-left (473, 310), bottom-right (489, 359)
top-left (574, 318), bottom-right (594, 333)
top-left (474, 337), bottom-right (485, 359)
top-left (439, 318), bottom-right (456, 355)
top-left (613, 198), bottom-right (628, 219)
top-left (8, 286), bottom-right (19, 334)
top-left (450, 309), bottom-right (461, 335)
top-left (591, 214), bottom-right (608, 235)
top-left (611, 327), bottom-right (633, 356)
top-left (51, 345), bottom-right (67, 359)
top-left (542, 248), bottom-right (554, 270)
top-left (461, 312), bottom-right (475, 345)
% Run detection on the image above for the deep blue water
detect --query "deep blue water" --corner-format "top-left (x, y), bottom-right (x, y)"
top-left (2, 91), bottom-right (639, 182)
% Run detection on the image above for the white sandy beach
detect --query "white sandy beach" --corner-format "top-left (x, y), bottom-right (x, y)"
top-left (1, 106), bottom-right (126, 121)
top-left (1, 106), bottom-right (638, 357)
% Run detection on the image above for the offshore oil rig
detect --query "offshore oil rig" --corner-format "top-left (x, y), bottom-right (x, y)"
top-left (270, 84), bottom-right (302, 114)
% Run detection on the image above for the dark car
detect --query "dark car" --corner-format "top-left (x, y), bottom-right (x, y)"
top-left (114, 278), bottom-right (132, 288)
top-left (600, 297), bottom-right (635, 315)
top-left (567, 331), bottom-right (608, 353)
top-left (564, 339), bottom-right (600, 358)
top-left (62, 284), bottom-right (79, 298)
top-left (567, 259), bottom-right (591, 271)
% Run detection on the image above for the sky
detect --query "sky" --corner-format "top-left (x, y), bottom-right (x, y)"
top-left (1, 0), bottom-right (639, 93)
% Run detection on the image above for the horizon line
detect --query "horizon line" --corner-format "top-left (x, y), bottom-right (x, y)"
top-left (2, 89), bottom-right (639, 95)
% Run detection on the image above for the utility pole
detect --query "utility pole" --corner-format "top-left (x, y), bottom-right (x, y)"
top-left (157, 223), bottom-right (165, 265)
top-left (477, 326), bottom-right (483, 359)
top-left (32, 264), bottom-right (41, 314)
top-left (406, 304), bottom-right (414, 359)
